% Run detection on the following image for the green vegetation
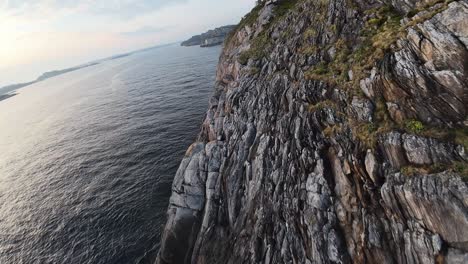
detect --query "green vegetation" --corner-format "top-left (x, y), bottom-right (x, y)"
top-left (353, 123), bottom-right (379, 149)
top-left (238, 0), bottom-right (300, 65)
top-left (454, 128), bottom-right (468, 150)
top-left (304, 0), bottom-right (454, 90)
top-left (238, 32), bottom-right (269, 65)
top-left (351, 99), bottom-right (394, 149)
top-left (352, 104), bottom-right (466, 151)
top-left (274, 0), bottom-right (300, 17)
top-left (405, 120), bottom-right (425, 134)
top-left (397, 124), bottom-right (468, 151)
top-left (323, 124), bottom-right (343, 138)
top-left (406, 0), bottom-right (452, 18)
top-left (308, 99), bottom-right (336, 112)
top-left (400, 166), bottom-right (421, 177)
top-left (304, 28), bottom-right (317, 38)
top-left (301, 0), bottom-right (459, 151)
top-left (299, 46), bottom-right (318, 56)
top-left (347, 5), bottom-right (403, 88)
top-left (304, 5), bottom-right (403, 87)
top-left (304, 38), bottom-right (351, 84)
top-left (453, 161), bottom-right (468, 180)
top-left (401, 161), bottom-right (468, 181)
top-left (426, 127), bottom-right (468, 150)
top-left (309, 62), bottom-right (329, 75)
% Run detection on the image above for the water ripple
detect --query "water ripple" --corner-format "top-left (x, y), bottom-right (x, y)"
top-left (0, 45), bottom-right (220, 264)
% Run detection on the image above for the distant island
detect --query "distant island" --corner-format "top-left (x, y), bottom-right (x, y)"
top-left (181, 25), bottom-right (236, 47)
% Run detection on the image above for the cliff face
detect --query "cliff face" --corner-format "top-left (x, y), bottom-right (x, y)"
top-left (157, 0), bottom-right (468, 263)
top-left (181, 25), bottom-right (237, 47)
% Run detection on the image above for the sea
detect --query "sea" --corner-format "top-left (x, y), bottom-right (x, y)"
top-left (0, 44), bottom-right (221, 264)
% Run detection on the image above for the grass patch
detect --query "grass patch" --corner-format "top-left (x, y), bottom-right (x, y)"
top-left (238, 32), bottom-right (269, 65)
top-left (299, 45), bottom-right (318, 55)
top-left (344, 5), bottom-right (404, 90)
top-left (453, 161), bottom-right (468, 180)
top-left (454, 127), bottom-right (468, 151)
top-left (351, 99), bottom-right (395, 149)
top-left (304, 38), bottom-right (351, 84)
top-left (303, 0), bottom-right (453, 90)
top-left (406, 0), bottom-right (451, 18)
top-left (401, 166), bottom-right (422, 176)
top-left (304, 5), bottom-right (402, 86)
top-left (308, 99), bottom-right (336, 112)
top-left (304, 28), bottom-right (317, 38)
top-left (397, 122), bottom-right (467, 151)
top-left (401, 161), bottom-right (468, 181)
top-left (354, 123), bottom-right (378, 148)
top-left (323, 124), bottom-right (343, 138)
top-left (310, 61), bottom-right (329, 75)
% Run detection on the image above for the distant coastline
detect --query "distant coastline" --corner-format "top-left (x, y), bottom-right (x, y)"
top-left (0, 63), bottom-right (99, 96)
top-left (0, 42), bottom-right (178, 97)
top-left (0, 93), bottom-right (17, 102)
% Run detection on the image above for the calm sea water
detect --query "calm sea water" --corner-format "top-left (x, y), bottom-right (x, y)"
top-left (0, 44), bottom-right (220, 264)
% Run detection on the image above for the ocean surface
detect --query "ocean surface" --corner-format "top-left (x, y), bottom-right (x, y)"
top-left (0, 44), bottom-right (220, 264)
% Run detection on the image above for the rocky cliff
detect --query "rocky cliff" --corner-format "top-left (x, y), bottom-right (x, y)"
top-left (181, 25), bottom-right (237, 47)
top-left (157, 0), bottom-right (468, 263)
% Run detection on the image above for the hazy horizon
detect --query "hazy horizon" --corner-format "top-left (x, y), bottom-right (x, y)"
top-left (0, 0), bottom-right (256, 87)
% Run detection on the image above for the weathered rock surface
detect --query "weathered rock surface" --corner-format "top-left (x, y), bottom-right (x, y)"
top-left (158, 0), bottom-right (468, 263)
top-left (181, 25), bottom-right (237, 47)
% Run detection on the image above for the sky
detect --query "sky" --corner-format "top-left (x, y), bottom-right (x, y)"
top-left (0, 0), bottom-right (256, 87)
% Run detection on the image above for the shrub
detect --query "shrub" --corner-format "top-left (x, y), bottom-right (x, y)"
top-left (405, 120), bottom-right (425, 134)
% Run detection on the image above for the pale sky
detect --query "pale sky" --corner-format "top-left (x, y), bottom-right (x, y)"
top-left (0, 0), bottom-right (256, 87)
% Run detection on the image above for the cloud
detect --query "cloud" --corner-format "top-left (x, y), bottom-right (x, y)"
top-left (3, 0), bottom-right (189, 19)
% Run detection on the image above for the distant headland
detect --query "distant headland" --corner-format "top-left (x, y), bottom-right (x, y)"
top-left (181, 25), bottom-right (236, 47)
